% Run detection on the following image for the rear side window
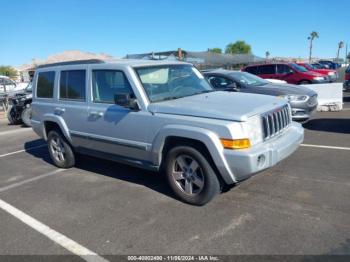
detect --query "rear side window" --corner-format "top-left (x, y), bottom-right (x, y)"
top-left (245, 66), bottom-right (258, 75)
top-left (92, 70), bottom-right (133, 104)
top-left (259, 65), bottom-right (276, 74)
top-left (60, 70), bottom-right (86, 100)
top-left (277, 64), bottom-right (292, 74)
top-left (37, 71), bottom-right (55, 98)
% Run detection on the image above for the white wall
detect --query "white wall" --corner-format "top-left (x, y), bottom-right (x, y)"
top-left (301, 83), bottom-right (343, 111)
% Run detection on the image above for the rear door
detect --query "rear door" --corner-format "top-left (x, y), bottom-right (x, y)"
top-left (257, 65), bottom-right (276, 79)
top-left (56, 67), bottom-right (89, 148)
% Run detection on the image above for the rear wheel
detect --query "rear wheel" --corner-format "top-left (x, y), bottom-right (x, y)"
top-left (47, 130), bottom-right (75, 168)
top-left (21, 104), bottom-right (32, 127)
top-left (164, 146), bottom-right (220, 205)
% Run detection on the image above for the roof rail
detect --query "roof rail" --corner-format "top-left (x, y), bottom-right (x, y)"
top-left (36, 59), bottom-right (105, 69)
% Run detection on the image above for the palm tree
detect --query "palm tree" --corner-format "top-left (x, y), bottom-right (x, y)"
top-left (336, 41), bottom-right (344, 61)
top-left (308, 31), bottom-right (319, 63)
top-left (265, 51), bottom-right (270, 60)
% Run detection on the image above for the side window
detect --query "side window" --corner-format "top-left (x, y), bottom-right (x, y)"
top-left (259, 65), bottom-right (276, 74)
top-left (277, 64), bottom-right (292, 74)
top-left (346, 66), bottom-right (350, 73)
top-left (208, 76), bottom-right (233, 89)
top-left (92, 70), bottom-right (134, 104)
top-left (60, 70), bottom-right (86, 101)
top-left (37, 71), bottom-right (55, 98)
top-left (245, 66), bottom-right (258, 75)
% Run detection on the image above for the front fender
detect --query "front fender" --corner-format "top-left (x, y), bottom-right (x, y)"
top-left (151, 124), bottom-right (237, 184)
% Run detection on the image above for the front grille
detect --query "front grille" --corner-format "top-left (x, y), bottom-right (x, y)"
top-left (262, 105), bottom-right (291, 140)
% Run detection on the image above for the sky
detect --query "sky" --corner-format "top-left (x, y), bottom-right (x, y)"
top-left (1, 0), bottom-right (349, 66)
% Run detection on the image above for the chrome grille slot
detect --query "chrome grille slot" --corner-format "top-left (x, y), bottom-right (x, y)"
top-left (262, 105), bottom-right (291, 140)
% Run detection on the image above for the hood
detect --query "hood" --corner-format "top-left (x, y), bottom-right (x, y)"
top-left (148, 91), bottom-right (286, 122)
top-left (261, 83), bottom-right (317, 96)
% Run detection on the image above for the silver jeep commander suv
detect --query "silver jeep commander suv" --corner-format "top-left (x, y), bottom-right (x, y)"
top-left (31, 59), bottom-right (304, 205)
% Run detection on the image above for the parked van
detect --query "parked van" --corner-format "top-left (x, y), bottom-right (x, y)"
top-left (243, 63), bottom-right (328, 85)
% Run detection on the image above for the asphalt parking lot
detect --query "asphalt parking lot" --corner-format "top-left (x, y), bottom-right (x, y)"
top-left (0, 93), bottom-right (349, 260)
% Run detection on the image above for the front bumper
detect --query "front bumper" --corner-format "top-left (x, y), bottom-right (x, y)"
top-left (223, 122), bottom-right (304, 181)
top-left (311, 78), bottom-right (328, 84)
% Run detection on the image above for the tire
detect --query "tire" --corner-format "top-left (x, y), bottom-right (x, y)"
top-left (7, 106), bottom-right (21, 125)
top-left (21, 104), bottom-right (32, 127)
top-left (299, 80), bottom-right (311, 85)
top-left (47, 130), bottom-right (75, 168)
top-left (164, 146), bottom-right (220, 205)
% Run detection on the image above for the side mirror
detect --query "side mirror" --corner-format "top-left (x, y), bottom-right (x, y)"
top-left (226, 83), bottom-right (240, 91)
top-left (114, 93), bottom-right (139, 111)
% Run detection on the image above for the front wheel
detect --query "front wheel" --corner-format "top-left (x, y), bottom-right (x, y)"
top-left (21, 104), bottom-right (32, 127)
top-left (164, 146), bottom-right (221, 205)
top-left (47, 130), bottom-right (75, 168)
top-left (7, 106), bottom-right (21, 125)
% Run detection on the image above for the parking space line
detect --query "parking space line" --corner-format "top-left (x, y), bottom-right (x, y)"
top-left (0, 198), bottom-right (109, 262)
top-left (301, 144), bottom-right (350, 151)
top-left (0, 169), bottom-right (65, 193)
top-left (0, 128), bottom-right (33, 136)
top-left (0, 144), bottom-right (46, 158)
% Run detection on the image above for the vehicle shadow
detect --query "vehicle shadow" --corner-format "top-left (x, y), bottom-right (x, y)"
top-left (24, 139), bottom-right (177, 201)
top-left (304, 118), bottom-right (350, 134)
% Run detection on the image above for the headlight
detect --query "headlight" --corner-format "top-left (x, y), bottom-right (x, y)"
top-left (244, 115), bottom-right (263, 145)
top-left (328, 72), bottom-right (335, 76)
top-left (282, 95), bottom-right (308, 102)
top-left (313, 76), bottom-right (324, 81)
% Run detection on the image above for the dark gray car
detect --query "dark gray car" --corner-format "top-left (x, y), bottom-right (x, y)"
top-left (203, 69), bottom-right (318, 122)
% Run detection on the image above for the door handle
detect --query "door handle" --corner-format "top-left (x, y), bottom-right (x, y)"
top-left (54, 107), bottom-right (65, 115)
top-left (89, 111), bottom-right (104, 117)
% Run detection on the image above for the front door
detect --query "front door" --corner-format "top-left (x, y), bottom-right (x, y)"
top-left (84, 69), bottom-right (151, 161)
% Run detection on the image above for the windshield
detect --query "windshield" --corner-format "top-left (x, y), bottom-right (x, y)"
top-left (135, 65), bottom-right (213, 102)
top-left (290, 63), bottom-right (308, 72)
top-left (229, 72), bottom-right (270, 86)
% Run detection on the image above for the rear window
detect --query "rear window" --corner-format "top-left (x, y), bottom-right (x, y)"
top-left (37, 71), bottom-right (55, 98)
top-left (60, 70), bottom-right (86, 101)
top-left (259, 65), bottom-right (276, 74)
top-left (245, 66), bottom-right (258, 75)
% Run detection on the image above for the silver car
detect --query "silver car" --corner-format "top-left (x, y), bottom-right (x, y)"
top-left (31, 60), bottom-right (304, 205)
top-left (204, 69), bottom-right (318, 122)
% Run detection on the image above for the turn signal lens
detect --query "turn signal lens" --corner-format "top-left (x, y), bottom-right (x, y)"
top-left (220, 138), bottom-right (251, 150)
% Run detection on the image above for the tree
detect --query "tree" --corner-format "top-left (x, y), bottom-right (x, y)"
top-left (265, 51), bottom-right (270, 60)
top-left (225, 41), bottom-right (252, 54)
top-left (308, 31), bottom-right (319, 63)
top-left (0, 66), bottom-right (17, 78)
top-left (337, 41), bottom-right (344, 61)
top-left (208, 48), bottom-right (222, 54)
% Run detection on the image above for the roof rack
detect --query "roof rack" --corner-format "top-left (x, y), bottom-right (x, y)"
top-left (36, 59), bottom-right (105, 69)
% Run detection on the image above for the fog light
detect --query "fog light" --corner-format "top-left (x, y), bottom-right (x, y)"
top-left (257, 154), bottom-right (266, 168)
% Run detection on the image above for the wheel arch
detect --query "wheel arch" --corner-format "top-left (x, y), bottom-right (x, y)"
top-left (42, 114), bottom-right (71, 143)
top-left (151, 125), bottom-right (237, 185)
